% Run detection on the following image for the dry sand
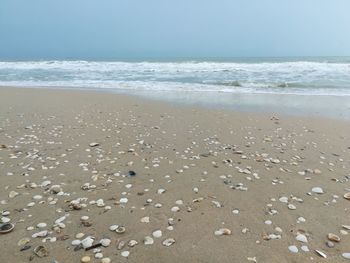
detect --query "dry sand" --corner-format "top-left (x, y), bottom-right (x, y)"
top-left (0, 87), bottom-right (350, 263)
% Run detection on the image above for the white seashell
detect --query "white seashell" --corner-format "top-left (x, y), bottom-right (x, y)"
top-left (288, 204), bottom-right (296, 210)
top-left (128, 240), bottom-right (138, 247)
top-left (1, 217), bottom-right (10, 223)
top-left (32, 230), bottom-right (48, 238)
top-left (315, 250), bottom-right (327, 258)
top-left (296, 234), bottom-right (308, 243)
top-left (143, 236), bottom-right (154, 245)
top-left (162, 238), bottom-right (175, 247)
top-left (175, 200), bottom-right (183, 205)
top-left (301, 245), bottom-right (309, 252)
top-left (121, 251), bottom-right (129, 257)
top-left (342, 253), bottom-right (350, 259)
top-left (171, 206), bottom-right (180, 212)
top-left (152, 230), bottom-right (162, 238)
top-left (157, 188), bottom-right (166, 194)
top-left (119, 198), bottom-right (128, 204)
top-left (311, 187), bottom-right (324, 194)
top-left (81, 237), bottom-right (94, 248)
top-left (100, 238), bottom-right (111, 247)
top-left (109, 225), bottom-right (118, 231)
top-left (80, 216), bottom-right (89, 221)
top-left (41, 180), bottom-right (51, 187)
top-left (288, 245), bottom-right (298, 253)
top-left (214, 228), bottom-right (232, 236)
top-left (9, 191), bottom-right (19, 198)
top-left (95, 253), bottom-right (103, 259)
top-left (33, 195), bottom-right (43, 200)
top-left (71, 240), bottom-right (81, 246)
top-left (279, 196), bottom-right (288, 203)
top-left (37, 223), bottom-right (47, 228)
top-left (140, 217), bottom-right (150, 223)
top-left (96, 199), bottom-right (105, 207)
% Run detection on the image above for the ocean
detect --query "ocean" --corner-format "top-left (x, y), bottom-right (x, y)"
top-left (1, 57), bottom-right (350, 96)
top-left (1, 57), bottom-right (350, 119)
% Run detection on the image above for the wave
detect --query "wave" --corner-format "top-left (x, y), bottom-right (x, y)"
top-left (0, 60), bottom-right (350, 96)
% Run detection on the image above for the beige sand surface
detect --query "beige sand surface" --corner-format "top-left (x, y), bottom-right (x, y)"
top-left (0, 87), bottom-right (349, 263)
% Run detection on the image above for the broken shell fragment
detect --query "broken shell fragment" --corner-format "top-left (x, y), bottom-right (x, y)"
top-left (214, 228), bottom-right (232, 236)
top-left (162, 238), bottom-right (175, 247)
top-left (33, 245), bottom-right (49, 258)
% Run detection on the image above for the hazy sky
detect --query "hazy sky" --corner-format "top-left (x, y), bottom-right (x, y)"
top-left (1, 0), bottom-right (350, 59)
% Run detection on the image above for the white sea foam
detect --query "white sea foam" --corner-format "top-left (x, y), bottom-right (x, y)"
top-left (0, 60), bottom-right (350, 96)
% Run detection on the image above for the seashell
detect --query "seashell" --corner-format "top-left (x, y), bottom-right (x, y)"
top-left (143, 236), bottom-right (154, 245)
top-left (9, 191), bottom-right (19, 198)
top-left (296, 234), bottom-right (308, 243)
top-left (17, 237), bottom-right (30, 246)
top-left (119, 198), bottom-right (128, 204)
top-left (81, 237), bottom-right (94, 248)
top-left (214, 228), bottom-right (232, 236)
top-left (327, 233), bottom-right (340, 242)
top-left (121, 251), bottom-right (129, 257)
top-left (152, 230), bottom-right (162, 238)
top-left (32, 230), bottom-right (48, 238)
top-left (0, 223), bottom-right (15, 234)
top-left (89, 142), bottom-right (99, 147)
top-left (71, 240), bottom-right (81, 246)
top-left (37, 223), bottom-right (47, 228)
top-left (100, 238), bottom-right (111, 247)
top-left (33, 245), bottom-right (49, 257)
top-left (288, 245), bottom-right (298, 253)
top-left (128, 240), bottom-right (138, 247)
top-left (109, 225), bottom-right (118, 231)
top-left (140, 217), bottom-right (149, 223)
top-left (117, 240), bottom-right (126, 250)
top-left (81, 256), bottom-right (91, 262)
top-left (171, 206), bottom-right (180, 212)
top-left (162, 238), bottom-right (175, 247)
top-left (311, 187), bottom-right (324, 194)
top-left (116, 226), bottom-right (125, 234)
top-left (344, 192), bottom-right (350, 200)
top-left (315, 250), bottom-right (327, 258)
top-left (95, 253), bottom-right (103, 259)
top-left (342, 253), bottom-right (350, 259)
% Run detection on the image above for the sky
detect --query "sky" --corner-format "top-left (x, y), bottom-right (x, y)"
top-left (1, 0), bottom-right (350, 60)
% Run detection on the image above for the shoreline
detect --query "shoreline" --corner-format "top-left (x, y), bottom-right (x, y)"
top-left (1, 85), bottom-right (350, 121)
top-left (1, 87), bottom-right (350, 262)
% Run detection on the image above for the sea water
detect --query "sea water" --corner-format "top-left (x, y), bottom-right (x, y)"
top-left (0, 57), bottom-right (350, 118)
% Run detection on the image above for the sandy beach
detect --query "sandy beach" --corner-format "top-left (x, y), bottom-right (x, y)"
top-left (0, 87), bottom-right (350, 263)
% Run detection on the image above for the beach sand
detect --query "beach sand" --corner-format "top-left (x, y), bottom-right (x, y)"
top-left (0, 87), bottom-right (349, 263)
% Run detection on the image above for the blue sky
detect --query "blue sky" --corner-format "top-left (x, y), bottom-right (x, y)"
top-left (1, 0), bottom-right (350, 59)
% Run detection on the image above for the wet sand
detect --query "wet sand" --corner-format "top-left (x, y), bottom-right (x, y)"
top-left (0, 87), bottom-right (350, 263)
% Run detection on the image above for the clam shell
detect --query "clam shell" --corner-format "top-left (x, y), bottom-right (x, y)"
top-left (0, 223), bottom-right (15, 234)
top-left (327, 233), bottom-right (340, 242)
top-left (116, 226), bottom-right (125, 234)
top-left (344, 192), bottom-right (350, 200)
